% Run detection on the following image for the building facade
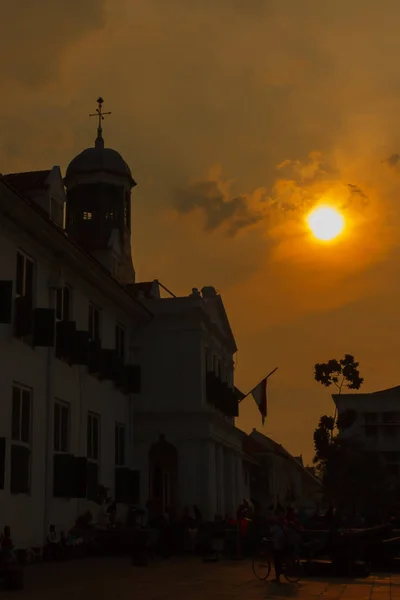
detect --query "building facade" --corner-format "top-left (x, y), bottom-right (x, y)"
top-left (0, 162), bottom-right (149, 547)
top-left (128, 284), bottom-right (249, 520)
top-left (243, 430), bottom-right (323, 512)
top-left (0, 108), bottom-right (250, 546)
top-left (334, 386), bottom-right (400, 477)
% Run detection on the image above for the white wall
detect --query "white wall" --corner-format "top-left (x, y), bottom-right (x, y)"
top-left (0, 217), bottom-right (138, 548)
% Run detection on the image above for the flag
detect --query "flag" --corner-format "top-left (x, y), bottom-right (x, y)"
top-left (251, 377), bottom-right (268, 425)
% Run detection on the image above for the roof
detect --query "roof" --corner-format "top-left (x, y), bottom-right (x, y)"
top-left (65, 146), bottom-right (135, 186)
top-left (250, 430), bottom-right (322, 487)
top-left (332, 385), bottom-right (400, 405)
top-left (3, 170), bottom-right (51, 193)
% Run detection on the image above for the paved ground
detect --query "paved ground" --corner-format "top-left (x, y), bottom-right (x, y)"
top-left (11, 557), bottom-right (400, 599)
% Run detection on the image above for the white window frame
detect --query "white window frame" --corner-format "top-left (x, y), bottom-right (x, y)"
top-left (88, 303), bottom-right (101, 342)
top-left (55, 284), bottom-right (72, 322)
top-left (11, 384), bottom-right (32, 446)
top-left (54, 400), bottom-right (70, 453)
top-left (15, 250), bottom-right (35, 300)
top-left (11, 383), bottom-right (32, 494)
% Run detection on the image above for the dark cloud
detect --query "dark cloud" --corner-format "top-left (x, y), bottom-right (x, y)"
top-left (383, 153), bottom-right (400, 168)
top-left (346, 184), bottom-right (369, 206)
top-left (174, 179), bottom-right (264, 236)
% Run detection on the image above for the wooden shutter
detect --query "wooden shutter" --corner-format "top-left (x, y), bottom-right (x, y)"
top-left (14, 296), bottom-right (33, 337)
top-left (53, 454), bottom-right (74, 497)
top-left (124, 365), bottom-right (141, 394)
top-left (10, 444), bottom-right (30, 494)
top-left (72, 331), bottom-right (90, 365)
top-left (0, 281), bottom-right (13, 324)
top-left (55, 320), bottom-right (76, 359)
top-left (0, 438), bottom-right (6, 489)
top-left (33, 308), bottom-right (55, 347)
top-left (115, 467), bottom-right (131, 503)
top-left (72, 457), bottom-right (88, 498)
top-left (130, 470), bottom-right (140, 505)
top-left (86, 461), bottom-right (99, 501)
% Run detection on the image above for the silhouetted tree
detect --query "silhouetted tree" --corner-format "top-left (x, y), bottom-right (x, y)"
top-left (314, 354), bottom-right (364, 392)
top-left (312, 355), bottom-right (372, 508)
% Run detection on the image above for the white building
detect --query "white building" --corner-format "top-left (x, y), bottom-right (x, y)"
top-left (245, 430), bottom-right (323, 511)
top-left (0, 105), bottom-right (249, 547)
top-left (334, 386), bottom-right (400, 477)
top-left (127, 283), bottom-right (249, 520)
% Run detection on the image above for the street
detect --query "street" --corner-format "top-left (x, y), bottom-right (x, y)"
top-left (12, 557), bottom-right (400, 600)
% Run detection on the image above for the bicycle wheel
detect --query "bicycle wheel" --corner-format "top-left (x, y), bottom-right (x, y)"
top-left (252, 550), bottom-right (272, 580)
top-left (283, 555), bottom-right (302, 583)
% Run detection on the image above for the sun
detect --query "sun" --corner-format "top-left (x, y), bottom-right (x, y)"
top-left (307, 205), bottom-right (345, 242)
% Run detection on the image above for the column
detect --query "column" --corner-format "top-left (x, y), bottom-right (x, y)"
top-left (235, 454), bottom-right (243, 506)
top-left (206, 440), bottom-right (218, 520)
top-left (225, 450), bottom-right (236, 516)
top-left (216, 444), bottom-right (225, 516)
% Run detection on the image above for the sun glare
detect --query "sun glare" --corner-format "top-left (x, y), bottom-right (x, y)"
top-left (307, 205), bottom-right (345, 242)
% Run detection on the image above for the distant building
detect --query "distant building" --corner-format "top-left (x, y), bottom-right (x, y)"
top-left (242, 430), bottom-right (323, 511)
top-left (333, 386), bottom-right (400, 477)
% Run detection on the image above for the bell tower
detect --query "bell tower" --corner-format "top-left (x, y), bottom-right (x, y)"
top-left (64, 98), bottom-right (136, 284)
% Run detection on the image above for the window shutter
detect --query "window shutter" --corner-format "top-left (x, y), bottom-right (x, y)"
top-left (115, 467), bottom-right (131, 503)
top-left (53, 454), bottom-right (74, 497)
top-left (101, 349), bottom-right (116, 380)
top-left (0, 281), bottom-right (13, 324)
top-left (0, 438), bottom-right (6, 489)
top-left (114, 358), bottom-right (125, 388)
top-left (86, 461), bottom-right (99, 501)
top-left (130, 470), bottom-right (140, 505)
top-left (88, 340), bottom-right (102, 374)
top-left (33, 308), bottom-right (56, 347)
top-left (55, 320), bottom-right (76, 359)
top-left (10, 444), bottom-right (30, 494)
top-left (72, 457), bottom-right (88, 499)
top-left (124, 365), bottom-right (141, 394)
top-left (72, 331), bottom-right (90, 365)
top-left (14, 296), bottom-right (33, 337)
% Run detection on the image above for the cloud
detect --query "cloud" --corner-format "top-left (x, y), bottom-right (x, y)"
top-left (173, 167), bottom-right (267, 236)
top-left (383, 153), bottom-right (400, 169)
top-left (4, 0), bottom-right (400, 462)
top-left (0, 1), bottom-right (105, 87)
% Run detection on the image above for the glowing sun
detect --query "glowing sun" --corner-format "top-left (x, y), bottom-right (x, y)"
top-left (307, 205), bottom-right (345, 241)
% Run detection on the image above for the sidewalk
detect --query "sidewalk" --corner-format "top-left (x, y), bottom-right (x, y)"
top-left (16, 557), bottom-right (400, 600)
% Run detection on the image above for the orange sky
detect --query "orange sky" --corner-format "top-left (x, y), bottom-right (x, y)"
top-left (3, 1), bottom-right (400, 463)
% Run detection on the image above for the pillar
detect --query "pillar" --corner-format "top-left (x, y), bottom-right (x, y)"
top-left (235, 454), bottom-right (244, 506)
top-left (224, 450), bottom-right (236, 517)
top-left (216, 444), bottom-right (225, 516)
top-left (206, 440), bottom-right (218, 520)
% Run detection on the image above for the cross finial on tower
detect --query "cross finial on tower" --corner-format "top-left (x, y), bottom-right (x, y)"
top-left (89, 97), bottom-right (111, 149)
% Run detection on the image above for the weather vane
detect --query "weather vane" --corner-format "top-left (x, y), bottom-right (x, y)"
top-left (90, 97), bottom-right (111, 147)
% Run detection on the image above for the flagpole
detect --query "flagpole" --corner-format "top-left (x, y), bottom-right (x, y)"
top-left (238, 367), bottom-right (278, 404)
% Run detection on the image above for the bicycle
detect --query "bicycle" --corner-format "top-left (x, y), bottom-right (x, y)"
top-left (252, 537), bottom-right (302, 583)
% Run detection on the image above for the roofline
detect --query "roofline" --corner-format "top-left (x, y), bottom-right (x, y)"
top-left (0, 176), bottom-right (152, 320)
top-left (250, 430), bottom-right (322, 487)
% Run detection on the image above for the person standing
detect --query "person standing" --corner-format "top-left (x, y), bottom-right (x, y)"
top-left (269, 508), bottom-right (288, 584)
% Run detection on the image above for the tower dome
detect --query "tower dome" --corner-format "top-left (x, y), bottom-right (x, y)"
top-left (64, 97), bottom-right (135, 188)
top-left (64, 98), bottom-right (136, 284)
